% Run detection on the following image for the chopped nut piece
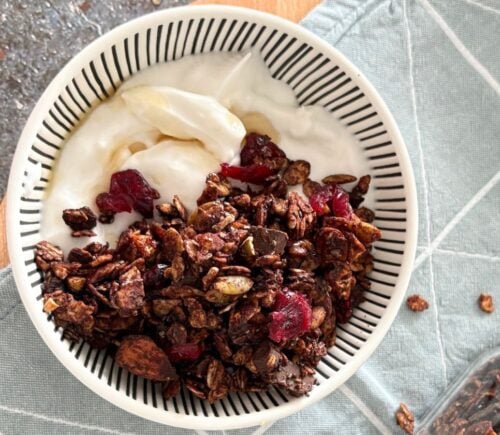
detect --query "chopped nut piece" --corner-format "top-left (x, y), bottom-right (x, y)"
top-left (283, 160), bottom-right (311, 185)
top-left (354, 207), bottom-right (375, 223)
top-left (406, 294), bottom-right (429, 312)
top-left (316, 227), bottom-right (348, 263)
top-left (310, 306), bottom-right (327, 330)
top-left (302, 179), bottom-right (321, 198)
top-left (156, 202), bottom-right (176, 217)
top-left (395, 403), bottom-right (414, 434)
top-left (287, 192), bottom-right (315, 239)
top-left (322, 174), bottom-right (357, 185)
top-left (71, 229), bottom-right (96, 238)
top-left (116, 336), bottom-right (177, 381)
top-left (212, 276), bottom-right (254, 295)
top-left (62, 207), bottom-right (97, 231)
top-left (110, 266), bottom-right (144, 317)
top-left (172, 195), bottom-right (187, 221)
top-left (43, 290), bottom-right (94, 336)
top-left (43, 297), bottom-right (60, 313)
top-left (67, 276), bottom-right (86, 292)
top-left (240, 236), bottom-right (256, 258)
top-left (117, 229), bottom-right (157, 263)
top-left (478, 293), bottom-right (495, 313)
top-left (350, 175), bottom-right (371, 208)
top-left (35, 241), bottom-right (63, 271)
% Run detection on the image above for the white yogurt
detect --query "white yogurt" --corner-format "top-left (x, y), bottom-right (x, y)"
top-left (41, 51), bottom-right (369, 253)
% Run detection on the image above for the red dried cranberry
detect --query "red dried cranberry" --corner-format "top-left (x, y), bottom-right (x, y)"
top-left (309, 184), bottom-right (352, 218)
top-left (96, 169), bottom-right (160, 219)
top-left (96, 192), bottom-right (133, 214)
top-left (309, 185), bottom-right (332, 215)
top-left (240, 133), bottom-right (287, 171)
top-left (220, 163), bottom-right (274, 184)
top-left (143, 264), bottom-right (168, 290)
top-left (331, 185), bottom-right (352, 218)
top-left (166, 343), bottom-right (203, 364)
top-left (268, 289), bottom-right (312, 343)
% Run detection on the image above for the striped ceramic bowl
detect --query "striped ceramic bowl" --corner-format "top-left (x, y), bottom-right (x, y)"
top-left (6, 5), bottom-right (417, 430)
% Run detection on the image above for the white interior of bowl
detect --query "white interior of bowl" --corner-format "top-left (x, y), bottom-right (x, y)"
top-left (6, 5), bottom-right (418, 430)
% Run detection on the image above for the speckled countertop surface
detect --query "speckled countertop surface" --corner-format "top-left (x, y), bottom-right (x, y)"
top-left (0, 0), bottom-right (190, 197)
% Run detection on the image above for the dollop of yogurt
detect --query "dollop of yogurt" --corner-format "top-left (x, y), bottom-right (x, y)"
top-left (41, 50), bottom-right (369, 253)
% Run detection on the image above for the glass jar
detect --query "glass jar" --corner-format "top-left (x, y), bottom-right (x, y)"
top-left (417, 347), bottom-right (500, 434)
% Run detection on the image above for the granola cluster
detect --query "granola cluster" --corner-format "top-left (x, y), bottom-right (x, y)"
top-left (396, 403), bottom-right (415, 434)
top-left (36, 133), bottom-right (381, 401)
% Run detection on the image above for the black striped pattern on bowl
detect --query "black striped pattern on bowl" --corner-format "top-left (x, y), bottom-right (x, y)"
top-left (13, 11), bottom-right (412, 425)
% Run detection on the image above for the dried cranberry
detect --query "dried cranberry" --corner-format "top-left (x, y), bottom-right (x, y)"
top-left (220, 163), bottom-right (274, 184)
top-left (96, 193), bottom-right (133, 214)
top-left (166, 343), bottom-right (203, 364)
top-left (268, 289), bottom-right (312, 343)
top-left (331, 185), bottom-right (352, 218)
top-left (96, 169), bottom-right (160, 219)
top-left (309, 185), bottom-right (332, 215)
top-left (309, 184), bottom-right (352, 218)
top-left (240, 133), bottom-right (287, 171)
top-left (143, 264), bottom-right (168, 290)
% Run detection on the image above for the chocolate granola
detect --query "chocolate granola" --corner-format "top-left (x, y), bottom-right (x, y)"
top-left (36, 133), bottom-right (381, 402)
top-left (423, 354), bottom-right (500, 434)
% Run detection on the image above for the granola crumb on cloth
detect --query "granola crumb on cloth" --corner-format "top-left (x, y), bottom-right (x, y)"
top-left (396, 403), bottom-right (415, 434)
top-left (478, 293), bottom-right (495, 313)
top-left (406, 294), bottom-right (429, 312)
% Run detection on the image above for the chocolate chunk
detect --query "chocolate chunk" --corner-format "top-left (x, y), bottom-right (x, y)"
top-left (266, 360), bottom-right (314, 396)
top-left (249, 226), bottom-right (288, 256)
top-left (252, 341), bottom-right (282, 373)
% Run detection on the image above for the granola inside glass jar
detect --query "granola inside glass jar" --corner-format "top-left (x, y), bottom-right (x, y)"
top-left (417, 347), bottom-right (500, 435)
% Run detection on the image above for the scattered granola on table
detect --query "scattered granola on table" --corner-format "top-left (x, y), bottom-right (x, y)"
top-left (36, 133), bottom-right (382, 401)
top-left (396, 403), bottom-right (415, 434)
top-left (406, 294), bottom-right (429, 312)
top-left (478, 293), bottom-right (495, 314)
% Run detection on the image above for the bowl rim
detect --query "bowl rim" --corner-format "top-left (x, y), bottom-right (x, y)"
top-left (6, 4), bottom-right (418, 430)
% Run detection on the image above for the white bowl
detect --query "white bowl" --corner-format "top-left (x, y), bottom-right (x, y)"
top-left (6, 5), bottom-right (417, 430)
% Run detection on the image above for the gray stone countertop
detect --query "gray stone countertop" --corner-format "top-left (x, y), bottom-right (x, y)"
top-left (0, 0), bottom-right (191, 198)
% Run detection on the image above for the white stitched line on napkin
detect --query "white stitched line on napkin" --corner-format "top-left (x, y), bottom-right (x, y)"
top-left (419, 0), bottom-right (500, 96)
top-left (339, 385), bottom-right (391, 434)
top-left (413, 170), bottom-right (500, 271)
top-left (0, 404), bottom-right (135, 435)
top-left (403, 0), bottom-right (448, 385)
top-left (434, 248), bottom-right (500, 262)
top-left (357, 366), bottom-right (399, 410)
top-left (250, 421), bottom-right (276, 435)
top-left (462, 0), bottom-right (500, 15)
